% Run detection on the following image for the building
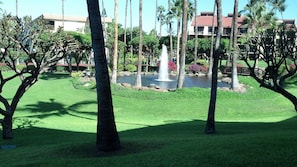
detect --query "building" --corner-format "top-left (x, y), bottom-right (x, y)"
top-left (35, 14), bottom-right (112, 67)
top-left (189, 12), bottom-right (247, 38)
top-left (36, 14), bottom-right (112, 34)
top-left (189, 12), bottom-right (296, 38)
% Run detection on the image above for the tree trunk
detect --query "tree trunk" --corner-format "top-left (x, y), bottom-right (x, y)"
top-left (1, 115), bottom-right (13, 139)
top-left (111, 0), bottom-right (118, 84)
top-left (231, 0), bottom-right (240, 90)
top-left (87, 0), bottom-right (121, 152)
top-left (176, 20), bottom-right (181, 74)
top-left (207, 2), bottom-right (216, 78)
top-left (124, 0), bottom-right (128, 70)
top-left (194, 0), bottom-right (198, 64)
top-left (135, 0), bottom-right (143, 87)
top-left (176, 0), bottom-right (188, 89)
top-left (275, 86), bottom-right (297, 111)
top-left (205, 0), bottom-right (222, 134)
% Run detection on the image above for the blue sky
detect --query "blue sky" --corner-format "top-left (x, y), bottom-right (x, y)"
top-left (1, 0), bottom-right (296, 34)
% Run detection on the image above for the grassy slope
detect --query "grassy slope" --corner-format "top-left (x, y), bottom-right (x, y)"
top-left (0, 73), bottom-right (297, 167)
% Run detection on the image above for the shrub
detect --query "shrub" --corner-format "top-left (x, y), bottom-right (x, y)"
top-left (71, 71), bottom-right (82, 78)
top-left (188, 64), bottom-right (208, 73)
top-left (56, 66), bottom-right (65, 72)
top-left (168, 61), bottom-right (176, 71)
top-left (126, 64), bottom-right (137, 72)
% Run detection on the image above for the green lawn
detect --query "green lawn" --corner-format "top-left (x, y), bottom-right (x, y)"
top-left (1, 73), bottom-right (297, 167)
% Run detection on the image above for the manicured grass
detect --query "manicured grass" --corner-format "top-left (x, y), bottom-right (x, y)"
top-left (1, 73), bottom-right (297, 167)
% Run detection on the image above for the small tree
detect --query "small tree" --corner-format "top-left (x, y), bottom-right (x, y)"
top-left (0, 15), bottom-right (75, 139)
top-left (242, 24), bottom-right (297, 111)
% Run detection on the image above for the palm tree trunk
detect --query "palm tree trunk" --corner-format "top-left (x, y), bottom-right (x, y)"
top-left (135, 0), bottom-right (143, 87)
top-left (176, 20), bottom-right (181, 74)
top-left (176, 0), bottom-right (188, 89)
top-left (207, 1), bottom-right (216, 78)
top-left (231, 0), bottom-right (240, 90)
top-left (123, 0), bottom-right (128, 70)
top-left (205, 0), bottom-right (222, 134)
top-left (130, 0), bottom-right (133, 56)
top-left (194, 0), bottom-right (198, 64)
top-left (86, 0), bottom-right (120, 151)
top-left (154, 0), bottom-right (158, 37)
top-left (111, 0), bottom-right (118, 84)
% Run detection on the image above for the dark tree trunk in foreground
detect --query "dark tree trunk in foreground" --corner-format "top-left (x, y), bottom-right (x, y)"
top-left (87, 0), bottom-right (121, 152)
top-left (205, 0), bottom-right (222, 134)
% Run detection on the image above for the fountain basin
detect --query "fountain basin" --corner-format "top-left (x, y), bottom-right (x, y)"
top-left (117, 74), bottom-right (229, 89)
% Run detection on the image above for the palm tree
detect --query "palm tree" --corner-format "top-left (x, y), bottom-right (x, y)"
top-left (166, 1), bottom-right (174, 60)
top-left (157, 5), bottom-right (166, 38)
top-left (176, 0), bottom-right (188, 89)
top-left (205, 0), bottom-right (222, 134)
top-left (130, 0), bottom-right (133, 55)
top-left (172, 0), bottom-right (194, 77)
top-left (86, 0), bottom-right (121, 151)
top-left (207, 1), bottom-right (216, 78)
top-left (154, 0), bottom-right (158, 37)
top-left (230, 0), bottom-right (240, 90)
top-left (123, 0), bottom-right (128, 70)
top-left (242, 0), bottom-right (278, 68)
top-left (135, 0), bottom-right (143, 87)
top-left (111, 0), bottom-right (118, 84)
top-left (194, 0), bottom-right (198, 64)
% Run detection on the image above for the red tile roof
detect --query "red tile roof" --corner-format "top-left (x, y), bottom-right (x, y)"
top-left (191, 13), bottom-right (246, 28)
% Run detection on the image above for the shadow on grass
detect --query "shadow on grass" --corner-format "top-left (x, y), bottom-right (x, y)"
top-left (1, 116), bottom-right (297, 158)
top-left (20, 99), bottom-right (97, 120)
top-left (39, 72), bottom-right (70, 80)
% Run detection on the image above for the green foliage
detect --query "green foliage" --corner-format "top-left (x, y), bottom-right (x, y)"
top-left (125, 64), bottom-right (137, 72)
top-left (70, 71), bottom-right (82, 78)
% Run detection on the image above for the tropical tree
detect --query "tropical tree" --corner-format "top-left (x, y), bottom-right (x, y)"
top-left (241, 0), bottom-right (286, 68)
top-left (230, 0), bottom-right (240, 90)
top-left (205, 0), bottom-right (222, 134)
top-left (135, 0), bottom-right (143, 87)
top-left (207, 1), bottom-right (216, 78)
top-left (157, 5), bottom-right (166, 38)
top-left (0, 15), bottom-right (75, 139)
top-left (123, 0), bottom-right (128, 70)
top-left (111, 0), bottom-right (118, 84)
top-left (68, 31), bottom-right (92, 71)
top-left (166, 2), bottom-right (174, 60)
top-left (86, 0), bottom-right (121, 151)
top-left (176, 0), bottom-right (188, 88)
top-left (171, 0), bottom-right (194, 74)
top-left (194, 0), bottom-right (198, 64)
top-left (154, 0), bottom-right (158, 37)
top-left (242, 24), bottom-right (297, 111)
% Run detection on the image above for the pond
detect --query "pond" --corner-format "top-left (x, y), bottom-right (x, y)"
top-left (117, 74), bottom-right (230, 89)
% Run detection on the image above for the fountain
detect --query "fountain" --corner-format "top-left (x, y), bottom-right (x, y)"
top-left (156, 44), bottom-right (172, 81)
